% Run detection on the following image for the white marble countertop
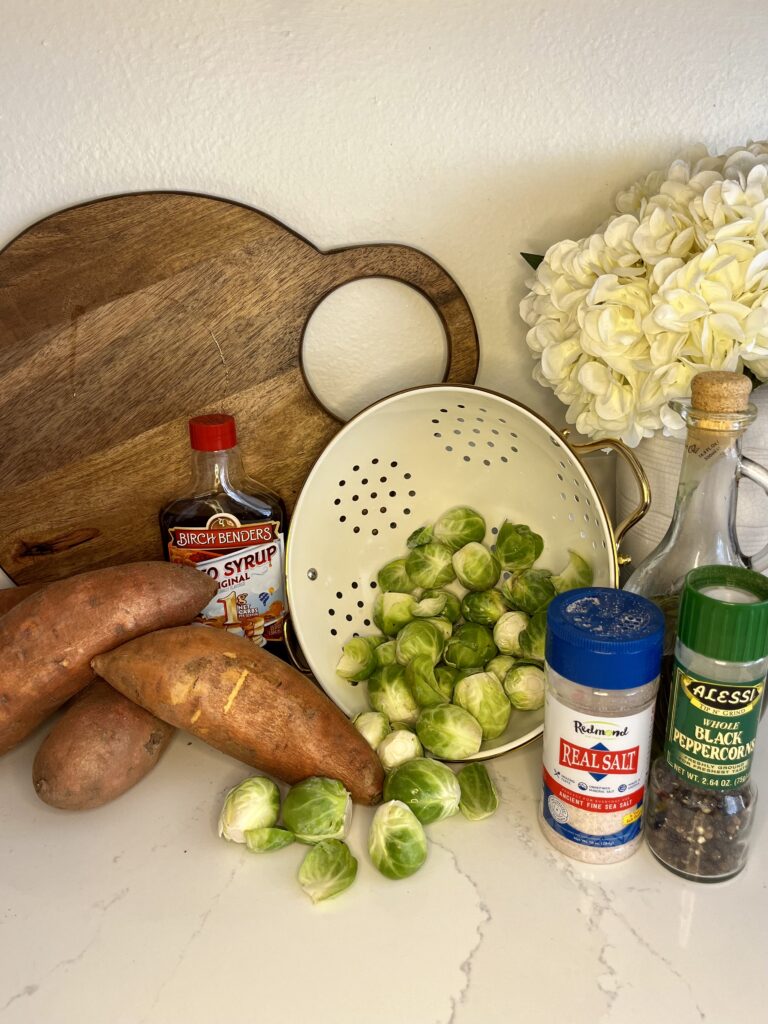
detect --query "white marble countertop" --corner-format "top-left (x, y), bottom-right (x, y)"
top-left (1, 723), bottom-right (766, 1024)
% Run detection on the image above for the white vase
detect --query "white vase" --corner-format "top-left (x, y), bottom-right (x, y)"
top-left (615, 382), bottom-right (768, 575)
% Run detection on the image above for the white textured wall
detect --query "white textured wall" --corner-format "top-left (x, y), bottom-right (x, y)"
top-left (2, 0), bottom-right (768, 427)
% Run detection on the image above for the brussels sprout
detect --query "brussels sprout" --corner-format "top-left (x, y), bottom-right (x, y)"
top-left (552, 549), bottom-right (593, 593)
top-left (405, 654), bottom-right (446, 708)
top-left (485, 654), bottom-right (517, 683)
top-left (373, 592), bottom-right (445, 636)
top-left (503, 662), bottom-right (546, 710)
top-left (396, 619), bottom-right (444, 667)
top-left (501, 568), bottom-right (557, 615)
top-left (353, 710), bottom-right (391, 749)
top-left (495, 521), bottom-right (544, 573)
top-left (424, 616), bottom-right (454, 643)
top-left (407, 524), bottom-right (434, 549)
top-left (368, 801), bottom-right (428, 880)
top-left (282, 777), bottom-right (352, 845)
top-left (368, 664), bottom-right (420, 725)
top-left (453, 672), bottom-right (511, 740)
top-left (461, 589), bottom-right (510, 625)
top-left (218, 776), bottom-right (280, 843)
top-left (298, 839), bottom-right (358, 903)
top-left (416, 704), bottom-right (483, 759)
top-left (493, 610), bottom-right (529, 656)
top-left (405, 542), bottom-right (456, 589)
top-left (454, 665), bottom-right (486, 683)
top-left (377, 728), bottom-right (423, 771)
top-left (452, 542), bottom-right (501, 592)
top-left (434, 665), bottom-right (459, 701)
top-left (422, 588), bottom-right (462, 623)
top-left (383, 757), bottom-right (461, 823)
top-left (336, 636), bottom-right (378, 681)
top-left (373, 639), bottom-right (398, 667)
top-left (457, 764), bottom-right (499, 821)
top-left (377, 558), bottom-right (416, 594)
top-left (244, 827), bottom-right (296, 853)
top-left (433, 506), bottom-right (486, 552)
top-left (444, 622), bottom-right (497, 668)
top-left (519, 608), bottom-right (547, 662)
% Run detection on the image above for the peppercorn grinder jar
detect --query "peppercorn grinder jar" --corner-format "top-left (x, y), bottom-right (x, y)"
top-left (646, 565), bottom-right (768, 882)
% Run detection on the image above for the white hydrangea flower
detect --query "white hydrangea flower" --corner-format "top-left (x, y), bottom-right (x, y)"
top-left (520, 141), bottom-right (768, 445)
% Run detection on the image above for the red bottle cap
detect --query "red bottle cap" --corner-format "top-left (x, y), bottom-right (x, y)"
top-left (188, 414), bottom-right (237, 451)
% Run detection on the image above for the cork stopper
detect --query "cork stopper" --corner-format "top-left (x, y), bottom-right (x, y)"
top-left (690, 371), bottom-right (752, 413)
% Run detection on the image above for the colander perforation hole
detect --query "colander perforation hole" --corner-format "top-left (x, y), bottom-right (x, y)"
top-left (370, 582), bottom-right (377, 588)
top-left (330, 628), bottom-right (337, 636)
top-left (353, 464), bottom-right (360, 471)
top-left (501, 456), bottom-right (508, 463)
top-left (492, 428), bottom-right (499, 435)
top-left (560, 492), bottom-right (566, 501)
top-left (473, 427), bottom-right (480, 433)
top-left (491, 527), bottom-right (498, 535)
top-left (372, 528), bottom-right (379, 535)
top-left (380, 476), bottom-right (387, 483)
top-left (463, 456), bottom-right (470, 462)
top-left (351, 582), bottom-right (358, 589)
top-left (363, 618), bottom-right (371, 626)
top-left (408, 489), bottom-right (415, 496)
top-left (372, 458), bottom-right (379, 464)
top-left (404, 507), bottom-right (411, 514)
top-left (469, 441), bottom-right (476, 447)
top-left (352, 494), bottom-right (359, 502)
top-left (511, 445), bottom-right (518, 453)
top-left (388, 490), bottom-right (396, 497)
top-left (434, 432), bottom-right (442, 438)
top-left (362, 509), bottom-right (368, 516)
top-left (328, 608), bottom-right (335, 615)
top-left (353, 526), bottom-right (360, 534)
top-left (483, 459), bottom-right (490, 466)
top-left (446, 445), bottom-right (453, 452)
top-left (557, 473), bottom-right (563, 481)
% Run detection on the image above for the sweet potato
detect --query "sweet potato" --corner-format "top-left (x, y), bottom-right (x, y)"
top-left (0, 561), bottom-right (217, 756)
top-left (92, 626), bottom-right (385, 805)
top-left (32, 680), bottom-right (175, 809)
top-left (0, 582), bottom-right (46, 615)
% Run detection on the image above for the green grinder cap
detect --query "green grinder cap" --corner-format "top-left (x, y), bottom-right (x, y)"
top-left (678, 566), bottom-right (768, 663)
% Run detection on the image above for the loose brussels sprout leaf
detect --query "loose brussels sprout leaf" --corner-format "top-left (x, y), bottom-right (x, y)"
top-left (457, 764), bottom-right (499, 821)
top-left (373, 591), bottom-right (418, 636)
top-left (383, 757), bottom-right (461, 824)
top-left (368, 664), bottom-right (420, 725)
top-left (444, 622), bottom-right (497, 668)
top-left (368, 800), bottom-right (428, 880)
top-left (453, 672), bottom-right (511, 740)
top-left (405, 542), bottom-right (456, 589)
top-left (493, 610), bottom-right (529, 656)
top-left (377, 557), bottom-right (416, 594)
top-left (282, 777), bottom-right (352, 845)
top-left (433, 506), bottom-right (486, 552)
top-left (461, 588), bottom-right (510, 625)
top-left (519, 608), bottom-right (547, 662)
top-left (485, 654), bottom-right (517, 683)
top-left (422, 588), bottom-right (462, 623)
top-left (218, 776), bottom-right (280, 843)
top-left (405, 654), bottom-right (446, 708)
top-left (245, 827), bottom-right (296, 853)
top-left (495, 521), bottom-right (544, 573)
top-left (416, 704), bottom-right (483, 759)
top-left (353, 710), bottom-right (391, 749)
top-left (434, 665), bottom-right (459, 701)
top-left (423, 616), bottom-right (453, 643)
top-left (336, 636), bottom-right (378, 681)
top-left (407, 524), bottom-right (434, 549)
top-left (552, 549), bottom-right (593, 594)
top-left (377, 728), bottom-right (423, 771)
top-left (501, 568), bottom-right (556, 615)
top-left (396, 619), bottom-right (444, 667)
top-left (503, 662), bottom-right (546, 710)
top-left (373, 639), bottom-right (398, 667)
top-left (298, 839), bottom-right (358, 903)
top-left (452, 542), bottom-right (501, 592)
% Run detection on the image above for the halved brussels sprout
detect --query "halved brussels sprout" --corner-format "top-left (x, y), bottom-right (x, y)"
top-left (503, 662), bottom-right (546, 710)
top-left (353, 710), bottom-right (391, 749)
top-left (282, 777), bottom-right (352, 845)
top-left (422, 588), bottom-right (462, 623)
top-left (368, 664), bottom-right (420, 725)
top-left (457, 764), bottom-right (499, 821)
top-left (444, 622), bottom-right (497, 668)
top-left (485, 654), bottom-right (517, 683)
top-left (452, 542), bottom-right (501, 591)
top-left (519, 608), bottom-right (547, 662)
top-left (453, 672), bottom-right (511, 740)
top-left (461, 589), bottom-right (510, 625)
top-left (396, 619), bottom-right (444, 667)
top-left (406, 542), bottom-right (456, 589)
top-left (245, 827), bottom-right (296, 853)
top-left (493, 610), bottom-right (529, 656)
top-left (383, 757), bottom-right (461, 823)
top-left (377, 728), bottom-right (423, 771)
top-left (495, 521), bottom-right (544, 573)
top-left (432, 506), bottom-right (486, 552)
top-left (377, 558), bottom-right (416, 594)
top-left (405, 654), bottom-right (446, 708)
top-left (218, 776), bottom-right (280, 843)
top-left (501, 568), bottom-right (556, 615)
top-left (336, 636), bottom-right (379, 681)
top-left (298, 839), bottom-right (358, 903)
top-left (416, 704), bottom-right (483, 759)
top-left (368, 800), bottom-right (428, 880)
top-left (373, 640), bottom-right (398, 667)
top-left (552, 550), bottom-right (593, 593)
top-left (407, 524), bottom-right (434, 549)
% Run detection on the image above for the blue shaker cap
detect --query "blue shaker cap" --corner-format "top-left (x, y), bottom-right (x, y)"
top-left (545, 588), bottom-right (665, 690)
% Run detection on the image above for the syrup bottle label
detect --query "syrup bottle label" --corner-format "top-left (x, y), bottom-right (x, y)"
top-left (166, 513), bottom-right (287, 645)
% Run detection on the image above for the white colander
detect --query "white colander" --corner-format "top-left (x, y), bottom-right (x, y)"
top-left (286, 384), bottom-right (647, 760)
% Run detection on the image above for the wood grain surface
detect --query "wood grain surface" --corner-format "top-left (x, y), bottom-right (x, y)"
top-left (0, 192), bottom-right (478, 583)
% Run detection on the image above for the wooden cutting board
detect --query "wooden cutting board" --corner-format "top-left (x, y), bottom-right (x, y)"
top-left (0, 191), bottom-right (478, 584)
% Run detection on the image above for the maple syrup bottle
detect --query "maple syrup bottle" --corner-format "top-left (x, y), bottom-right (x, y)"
top-left (160, 413), bottom-right (290, 662)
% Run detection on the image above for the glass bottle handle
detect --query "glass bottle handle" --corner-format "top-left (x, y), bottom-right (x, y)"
top-left (738, 456), bottom-right (768, 573)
